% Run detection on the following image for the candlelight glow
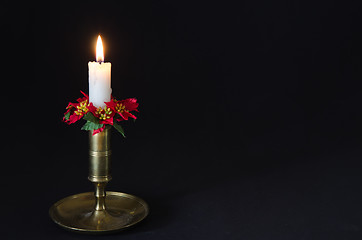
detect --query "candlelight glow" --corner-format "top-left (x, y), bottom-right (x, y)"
top-left (96, 35), bottom-right (104, 62)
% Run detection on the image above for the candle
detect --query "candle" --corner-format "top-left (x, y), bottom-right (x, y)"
top-left (88, 35), bottom-right (112, 107)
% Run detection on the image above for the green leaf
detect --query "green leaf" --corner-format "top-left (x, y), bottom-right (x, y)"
top-left (81, 121), bottom-right (104, 131)
top-left (64, 111), bottom-right (71, 120)
top-left (113, 122), bottom-right (126, 138)
top-left (83, 112), bottom-right (99, 123)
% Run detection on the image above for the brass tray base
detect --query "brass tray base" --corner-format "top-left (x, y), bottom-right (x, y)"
top-left (49, 191), bottom-right (149, 234)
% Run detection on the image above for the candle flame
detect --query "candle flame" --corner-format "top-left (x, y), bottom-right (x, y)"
top-left (96, 35), bottom-right (104, 62)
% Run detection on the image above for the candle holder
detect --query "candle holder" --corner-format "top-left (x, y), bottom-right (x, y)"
top-left (49, 126), bottom-right (149, 234)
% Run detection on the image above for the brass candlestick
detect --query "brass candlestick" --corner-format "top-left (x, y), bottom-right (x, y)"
top-left (49, 126), bottom-right (149, 234)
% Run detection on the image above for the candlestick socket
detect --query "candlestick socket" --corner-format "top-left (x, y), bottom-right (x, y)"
top-left (88, 126), bottom-right (112, 183)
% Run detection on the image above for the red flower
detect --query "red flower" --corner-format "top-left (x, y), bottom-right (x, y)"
top-left (106, 98), bottom-right (138, 121)
top-left (89, 105), bottom-right (115, 125)
top-left (92, 125), bottom-right (106, 135)
top-left (63, 91), bottom-right (91, 124)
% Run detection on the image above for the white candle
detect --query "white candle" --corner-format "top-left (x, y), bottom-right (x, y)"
top-left (88, 35), bottom-right (112, 107)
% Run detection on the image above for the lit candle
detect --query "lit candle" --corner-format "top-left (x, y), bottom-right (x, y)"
top-left (88, 35), bottom-right (112, 107)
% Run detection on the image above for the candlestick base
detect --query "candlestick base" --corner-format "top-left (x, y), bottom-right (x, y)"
top-left (49, 191), bottom-right (149, 234)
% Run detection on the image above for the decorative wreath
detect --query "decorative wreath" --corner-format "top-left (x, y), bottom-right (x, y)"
top-left (63, 91), bottom-right (138, 136)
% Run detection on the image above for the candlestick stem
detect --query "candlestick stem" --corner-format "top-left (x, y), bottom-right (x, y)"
top-left (94, 182), bottom-right (107, 211)
top-left (88, 126), bottom-right (112, 213)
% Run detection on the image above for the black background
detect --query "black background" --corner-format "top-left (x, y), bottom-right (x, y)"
top-left (2, 1), bottom-right (362, 239)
